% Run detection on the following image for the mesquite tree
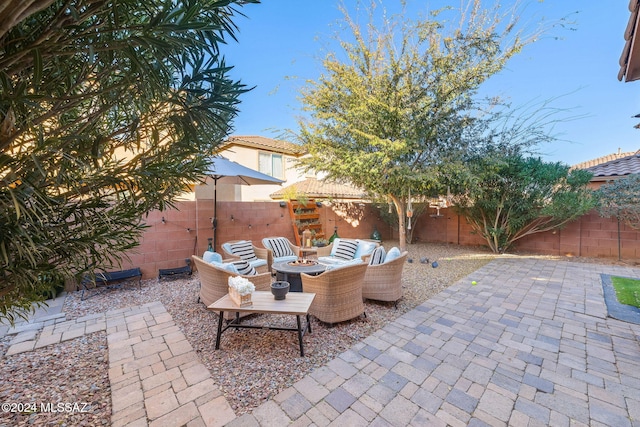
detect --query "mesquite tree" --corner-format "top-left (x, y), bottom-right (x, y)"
top-left (294, 0), bottom-right (544, 251)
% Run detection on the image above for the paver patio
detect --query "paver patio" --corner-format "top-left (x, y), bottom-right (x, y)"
top-left (2, 256), bottom-right (639, 426)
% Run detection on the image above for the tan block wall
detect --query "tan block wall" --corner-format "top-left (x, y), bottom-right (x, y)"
top-left (411, 207), bottom-right (640, 261)
top-left (111, 203), bottom-right (639, 280)
top-left (115, 201), bottom-right (390, 279)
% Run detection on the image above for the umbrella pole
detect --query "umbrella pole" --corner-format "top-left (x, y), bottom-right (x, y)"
top-left (213, 179), bottom-right (218, 252)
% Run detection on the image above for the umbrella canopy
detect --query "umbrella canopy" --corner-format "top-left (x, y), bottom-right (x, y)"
top-left (204, 156), bottom-right (284, 250)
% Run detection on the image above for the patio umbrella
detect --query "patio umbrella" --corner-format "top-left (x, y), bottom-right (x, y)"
top-left (204, 156), bottom-right (284, 250)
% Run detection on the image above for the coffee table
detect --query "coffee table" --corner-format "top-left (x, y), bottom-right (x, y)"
top-left (208, 291), bottom-right (316, 356)
top-left (272, 261), bottom-right (327, 292)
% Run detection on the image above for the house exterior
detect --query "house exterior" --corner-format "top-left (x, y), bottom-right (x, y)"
top-left (619, 0), bottom-right (640, 82)
top-left (573, 149), bottom-right (640, 189)
top-left (194, 135), bottom-right (308, 202)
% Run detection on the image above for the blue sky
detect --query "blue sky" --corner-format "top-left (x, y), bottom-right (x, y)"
top-left (222, 1), bottom-right (639, 167)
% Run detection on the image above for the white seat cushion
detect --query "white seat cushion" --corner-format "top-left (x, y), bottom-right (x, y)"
top-left (248, 258), bottom-right (267, 269)
top-left (273, 255), bottom-right (298, 264)
top-left (324, 258), bottom-right (363, 271)
top-left (318, 256), bottom-right (348, 265)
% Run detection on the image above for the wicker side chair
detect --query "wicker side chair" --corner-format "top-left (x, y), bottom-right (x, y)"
top-left (191, 255), bottom-right (272, 320)
top-left (220, 240), bottom-right (269, 273)
top-left (363, 251), bottom-right (408, 306)
top-left (300, 262), bottom-right (368, 325)
top-left (261, 237), bottom-right (300, 271)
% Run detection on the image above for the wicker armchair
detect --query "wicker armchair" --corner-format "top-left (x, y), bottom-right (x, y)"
top-left (300, 262), bottom-right (368, 325)
top-left (191, 255), bottom-right (272, 320)
top-left (363, 251), bottom-right (408, 305)
top-left (261, 237), bottom-right (300, 271)
top-left (220, 240), bottom-right (269, 273)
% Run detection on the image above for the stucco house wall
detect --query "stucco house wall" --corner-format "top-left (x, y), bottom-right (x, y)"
top-left (194, 135), bottom-right (308, 203)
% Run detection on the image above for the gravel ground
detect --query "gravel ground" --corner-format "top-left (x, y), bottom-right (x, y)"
top-left (0, 242), bottom-right (624, 425)
top-left (0, 332), bottom-right (110, 427)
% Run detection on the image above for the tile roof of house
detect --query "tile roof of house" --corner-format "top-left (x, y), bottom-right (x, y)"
top-left (578, 151), bottom-right (640, 181)
top-left (619, 0), bottom-right (640, 82)
top-left (572, 150), bottom-right (639, 170)
top-left (270, 177), bottom-right (367, 200)
top-left (224, 135), bottom-right (306, 157)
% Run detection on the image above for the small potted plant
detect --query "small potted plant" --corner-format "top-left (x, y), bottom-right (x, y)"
top-left (312, 238), bottom-right (329, 247)
top-left (228, 276), bottom-right (255, 307)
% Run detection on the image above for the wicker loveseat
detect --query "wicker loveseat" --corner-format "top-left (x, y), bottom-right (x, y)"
top-left (316, 238), bottom-right (379, 265)
top-left (300, 262), bottom-right (368, 325)
top-left (191, 255), bottom-right (272, 320)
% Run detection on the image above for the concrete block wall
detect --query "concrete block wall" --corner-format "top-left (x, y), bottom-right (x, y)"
top-left (109, 203), bottom-right (640, 281)
top-left (412, 210), bottom-right (486, 247)
top-left (317, 203), bottom-right (389, 242)
top-left (114, 201), bottom-right (389, 279)
top-left (206, 201), bottom-right (295, 253)
top-left (121, 204), bottom-right (199, 279)
top-left (412, 207), bottom-right (640, 262)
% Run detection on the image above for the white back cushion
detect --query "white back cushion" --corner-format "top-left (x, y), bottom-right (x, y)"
top-left (228, 240), bottom-right (258, 262)
top-left (203, 251), bottom-right (223, 264)
top-left (369, 246), bottom-right (386, 265)
top-left (333, 239), bottom-right (359, 260)
top-left (384, 247), bottom-right (402, 263)
top-left (263, 237), bottom-right (295, 258)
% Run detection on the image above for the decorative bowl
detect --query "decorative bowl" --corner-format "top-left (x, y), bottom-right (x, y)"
top-left (271, 281), bottom-right (290, 300)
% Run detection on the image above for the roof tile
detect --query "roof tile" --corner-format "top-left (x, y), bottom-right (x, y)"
top-left (270, 177), bottom-right (366, 200)
top-left (582, 152), bottom-right (640, 178)
top-left (572, 150), bottom-right (638, 170)
top-left (224, 135), bottom-right (306, 156)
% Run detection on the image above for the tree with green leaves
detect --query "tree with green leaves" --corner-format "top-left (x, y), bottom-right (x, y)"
top-left (596, 173), bottom-right (640, 230)
top-left (373, 198), bottom-right (429, 244)
top-left (450, 152), bottom-right (595, 253)
top-left (294, 0), bottom-right (546, 251)
top-left (0, 0), bottom-right (256, 323)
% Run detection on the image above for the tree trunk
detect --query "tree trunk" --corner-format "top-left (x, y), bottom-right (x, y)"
top-left (389, 194), bottom-right (406, 252)
top-left (0, 0), bottom-right (58, 40)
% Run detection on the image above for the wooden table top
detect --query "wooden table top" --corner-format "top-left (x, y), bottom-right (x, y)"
top-left (208, 291), bottom-right (316, 315)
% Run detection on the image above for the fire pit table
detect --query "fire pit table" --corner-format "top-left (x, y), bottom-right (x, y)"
top-left (272, 260), bottom-right (327, 292)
